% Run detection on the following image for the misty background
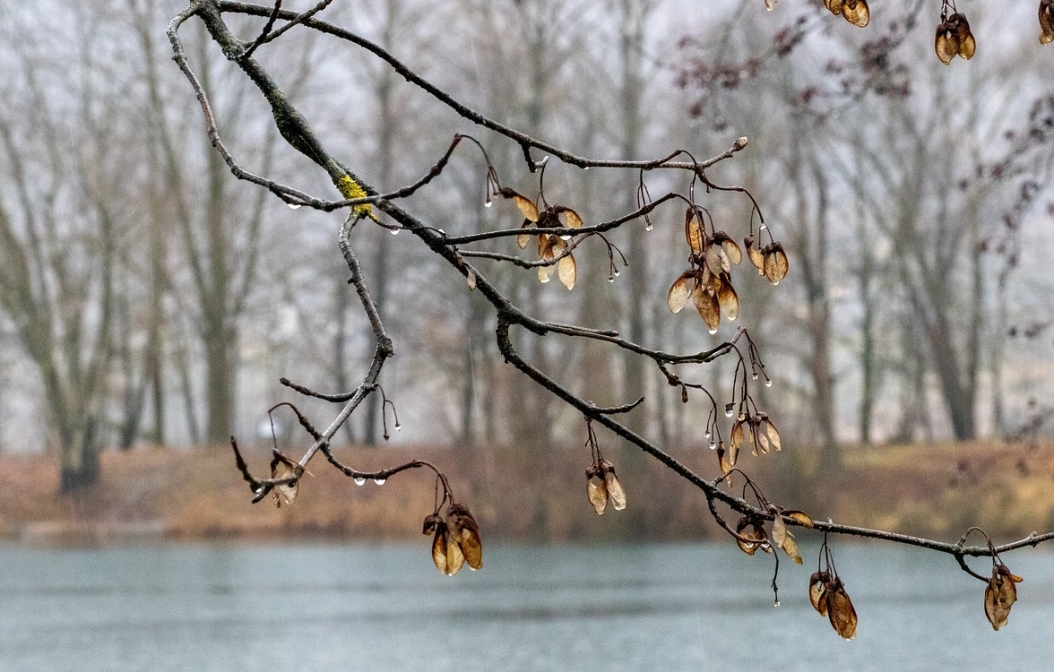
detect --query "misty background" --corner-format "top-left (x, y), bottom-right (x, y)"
top-left (0, 0), bottom-right (1052, 481)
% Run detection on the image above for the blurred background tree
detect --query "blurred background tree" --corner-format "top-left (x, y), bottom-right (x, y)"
top-left (0, 0), bottom-right (1052, 501)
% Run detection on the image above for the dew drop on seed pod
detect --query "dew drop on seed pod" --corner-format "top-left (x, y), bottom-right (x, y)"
top-left (708, 327), bottom-right (718, 335)
top-left (725, 409), bottom-right (734, 418)
top-left (646, 223), bottom-right (654, 232)
top-left (765, 379), bottom-right (773, 388)
top-left (484, 197), bottom-right (492, 208)
top-left (287, 203), bottom-right (302, 210)
top-left (709, 441), bottom-right (717, 450)
top-left (773, 600), bottom-right (781, 608)
top-left (613, 269), bottom-right (620, 277)
top-left (752, 373), bottom-right (758, 381)
top-left (395, 423), bottom-right (402, 431)
top-left (373, 478), bottom-right (387, 485)
top-left (608, 276), bottom-right (615, 283)
top-left (390, 228), bottom-right (400, 235)
top-left (354, 477), bottom-right (367, 486)
top-left (704, 431), bottom-right (711, 439)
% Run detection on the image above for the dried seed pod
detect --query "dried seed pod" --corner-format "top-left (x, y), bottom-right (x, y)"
top-left (771, 515), bottom-right (803, 564)
top-left (558, 254), bottom-right (577, 290)
top-left (1041, 0), bottom-right (1054, 45)
top-left (693, 285), bottom-right (722, 334)
top-left (715, 273), bottom-right (740, 321)
top-left (763, 417), bottom-right (783, 452)
top-left (825, 577), bottom-right (858, 640)
top-left (558, 207), bottom-right (583, 229)
top-left (717, 443), bottom-right (733, 475)
top-left (705, 243), bottom-right (730, 277)
top-left (745, 235), bottom-right (766, 274)
top-left (728, 418), bottom-right (745, 466)
top-left (809, 571), bottom-right (830, 615)
top-left (784, 510), bottom-right (815, 528)
top-left (757, 421), bottom-right (773, 455)
top-left (500, 188), bottom-right (540, 222)
top-left (935, 22), bottom-right (959, 65)
top-left (824, 0), bottom-right (843, 15)
top-left (586, 459), bottom-right (626, 514)
top-left (953, 13), bottom-right (976, 60)
top-left (840, 0), bottom-right (870, 28)
top-left (604, 468), bottom-right (627, 511)
top-left (517, 233), bottom-right (531, 250)
top-left (711, 231), bottom-right (743, 265)
top-left (586, 469), bottom-right (609, 515)
top-left (537, 236), bottom-right (562, 284)
top-left (735, 517), bottom-right (768, 556)
top-left (984, 564), bottom-right (1023, 630)
top-left (667, 272), bottom-right (693, 314)
top-left (431, 520), bottom-right (466, 576)
top-left (685, 207), bottom-right (705, 255)
top-left (935, 13), bottom-right (974, 64)
top-left (762, 243), bottom-right (789, 285)
top-left (269, 451), bottom-right (304, 508)
top-left (448, 503), bottom-right (483, 571)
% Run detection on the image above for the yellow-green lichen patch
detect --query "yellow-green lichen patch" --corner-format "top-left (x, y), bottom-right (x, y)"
top-left (336, 175), bottom-right (374, 219)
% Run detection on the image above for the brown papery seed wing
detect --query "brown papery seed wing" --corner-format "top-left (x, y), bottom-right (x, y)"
top-left (716, 276), bottom-right (740, 321)
top-left (712, 231), bottom-right (743, 265)
top-left (935, 25), bottom-right (958, 65)
top-left (693, 286), bottom-right (721, 333)
top-left (667, 273), bottom-right (693, 314)
top-left (841, 0), bottom-right (869, 28)
top-left (685, 208), bottom-right (704, 255)
top-left (558, 254), bottom-right (577, 291)
top-left (785, 510), bottom-right (814, 528)
top-left (745, 235), bottom-right (765, 273)
top-left (605, 471), bottom-right (627, 511)
top-left (826, 581), bottom-right (858, 640)
top-left (512, 193), bottom-right (539, 222)
top-left (1042, 1), bottom-right (1054, 44)
top-left (587, 476), bottom-right (609, 515)
top-left (809, 572), bottom-right (829, 615)
top-left (563, 208), bottom-right (583, 229)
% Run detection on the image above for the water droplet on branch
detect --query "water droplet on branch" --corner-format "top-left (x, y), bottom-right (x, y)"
top-left (373, 477), bottom-right (387, 485)
top-left (354, 477), bottom-right (367, 486)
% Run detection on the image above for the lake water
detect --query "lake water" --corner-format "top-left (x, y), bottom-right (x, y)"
top-left (2, 541), bottom-right (1054, 671)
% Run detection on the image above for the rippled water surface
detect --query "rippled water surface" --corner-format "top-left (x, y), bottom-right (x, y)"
top-left (3, 541), bottom-right (1054, 671)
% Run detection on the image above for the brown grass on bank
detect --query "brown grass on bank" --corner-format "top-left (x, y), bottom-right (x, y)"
top-left (2, 438), bottom-right (1054, 545)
